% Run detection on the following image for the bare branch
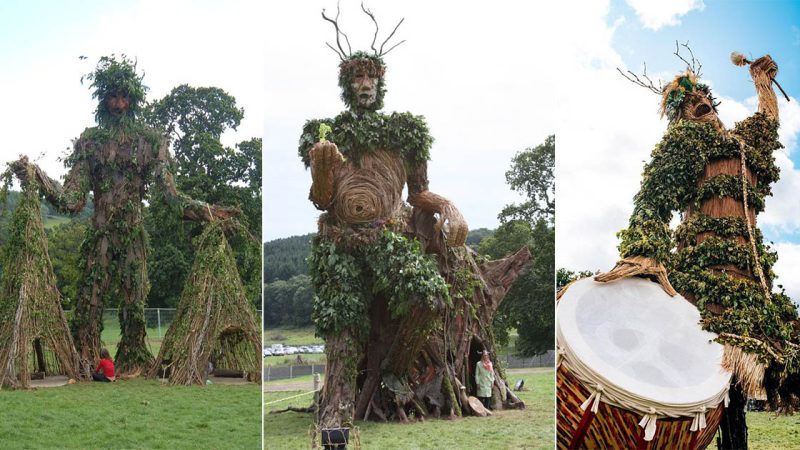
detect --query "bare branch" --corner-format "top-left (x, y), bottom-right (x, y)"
top-left (616, 63), bottom-right (662, 95)
top-left (378, 18), bottom-right (405, 56)
top-left (321, 0), bottom-right (351, 59)
top-left (674, 40), bottom-right (702, 77)
top-left (361, 2), bottom-right (380, 55)
top-left (381, 39), bottom-right (406, 56)
top-left (325, 42), bottom-right (344, 60)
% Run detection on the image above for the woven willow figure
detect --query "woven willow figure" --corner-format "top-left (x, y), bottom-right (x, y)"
top-left (298, 5), bottom-right (531, 431)
top-left (599, 47), bottom-right (798, 448)
top-left (10, 56), bottom-right (236, 375)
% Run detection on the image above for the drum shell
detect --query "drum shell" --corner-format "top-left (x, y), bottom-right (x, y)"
top-left (557, 365), bottom-right (724, 449)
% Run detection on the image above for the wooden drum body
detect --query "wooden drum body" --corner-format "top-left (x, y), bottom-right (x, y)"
top-left (556, 278), bottom-right (731, 449)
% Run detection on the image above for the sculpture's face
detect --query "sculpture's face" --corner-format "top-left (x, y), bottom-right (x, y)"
top-left (681, 92), bottom-right (718, 123)
top-left (106, 93), bottom-right (131, 116)
top-left (350, 70), bottom-right (379, 107)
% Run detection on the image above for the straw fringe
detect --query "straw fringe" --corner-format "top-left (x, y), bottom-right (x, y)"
top-left (722, 344), bottom-right (765, 398)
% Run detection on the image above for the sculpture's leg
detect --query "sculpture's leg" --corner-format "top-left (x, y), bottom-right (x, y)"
top-left (115, 227), bottom-right (154, 374)
top-left (310, 238), bottom-right (368, 429)
top-left (71, 233), bottom-right (114, 371)
top-left (718, 381), bottom-right (748, 450)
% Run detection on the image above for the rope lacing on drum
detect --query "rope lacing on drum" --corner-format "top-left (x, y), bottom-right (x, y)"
top-left (638, 407), bottom-right (659, 441)
top-left (690, 406), bottom-right (708, 432)
top-left (556, 347), bottom-right (565, 369)
top-left (580, 384), bottom-right (603, 413)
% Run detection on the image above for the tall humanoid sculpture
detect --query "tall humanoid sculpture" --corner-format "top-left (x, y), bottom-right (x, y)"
top-left (12, 56), bottom-right (235, 374)
top-left (299, 6), bottom-right (530, 430)
top-left (599, 46), bottom-right (799, 448)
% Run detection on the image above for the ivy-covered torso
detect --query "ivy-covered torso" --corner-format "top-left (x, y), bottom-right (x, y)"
top-left (299, 110), bottom-right (432, 227)
top-left (618, 112), bottom-right (798, 368)
top-left (71, 127), bottom-right (166, 234)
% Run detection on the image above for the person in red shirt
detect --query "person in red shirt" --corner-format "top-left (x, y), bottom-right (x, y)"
top-left (92, 348), bottom-right (115, 382)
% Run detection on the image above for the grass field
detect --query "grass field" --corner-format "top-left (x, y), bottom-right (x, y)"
top-left (264, 368), bottom-right (554, 449)
top-left (745, 411), bottom-right (800, 450)
top-left (0, 378), bottom-right (260, 449)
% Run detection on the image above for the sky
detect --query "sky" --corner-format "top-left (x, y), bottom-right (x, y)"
top-left (0, 0), bottom-right (263, 186)
top-left (263, 1), bottom-right (558, 241)
top-left (555, 0), bottom-right (800, 299)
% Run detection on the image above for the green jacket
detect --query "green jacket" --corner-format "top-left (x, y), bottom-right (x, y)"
top-left (475, 361), bottom-right (495, 398)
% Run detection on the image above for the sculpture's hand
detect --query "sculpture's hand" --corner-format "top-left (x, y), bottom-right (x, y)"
top-left (9, 155), bottom-right (31, 185)
top-left (308, 141), bottom-right (343, 209)
top-left (594, 255), bottom-right (677, 296)
top-left (436, 202), bottom-right (468, 247)
top-left (749, 55), bottom-right (778, 80)
top-left (208, 204), bottom-right (240, 221)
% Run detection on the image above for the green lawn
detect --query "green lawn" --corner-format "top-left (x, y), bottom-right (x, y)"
top-left (745, 411), bottom-right (800, 450)
top-left (264, 368), bottom-right (554, 449)
top-left (0, 378), bottom-right (260, 449)
top-left (263, 326), bottom-right (322, 346)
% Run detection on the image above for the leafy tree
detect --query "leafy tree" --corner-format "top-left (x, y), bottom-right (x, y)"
top-left (557, 268), bottom-right (596, 290)
top-left (46, 219), bottom-right (89, 309)
top-left (482, 135), bottom-right (555, 356)
top-left (143, 86), bottom-right (261, 308)
top-left (500, 135), bottom-right (554, 224)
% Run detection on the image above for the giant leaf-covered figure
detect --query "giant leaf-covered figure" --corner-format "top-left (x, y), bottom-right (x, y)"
top-left (12, 56), bottom-right (235, 374)
top-left (598, 48), bottom-right (799, 448)
top-left (298, 5), bottom-right (531, 431)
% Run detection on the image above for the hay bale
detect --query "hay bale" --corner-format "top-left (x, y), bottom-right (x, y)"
top-left (148, 220), bottom-right (260, 385)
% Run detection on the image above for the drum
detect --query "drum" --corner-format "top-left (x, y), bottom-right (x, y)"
top-left (557, 277), bottom-right (731, 449)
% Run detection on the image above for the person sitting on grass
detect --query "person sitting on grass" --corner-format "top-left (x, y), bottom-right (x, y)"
top-left (476, 350), bottom-right (495, 410)
top-left (92, 348), bottom-right (115, 382)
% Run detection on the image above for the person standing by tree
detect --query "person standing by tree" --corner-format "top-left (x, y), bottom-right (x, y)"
top-left (475, 350), bottom-right (496, 410)
top-left (11, 55), bottom-right (236, 375)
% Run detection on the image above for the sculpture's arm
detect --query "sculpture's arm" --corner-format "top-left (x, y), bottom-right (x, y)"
top-left (10, 155), bottom-right (89, 214)
top-left (407, 161), bottom-right (468, 246)
top-left (307, 141), bottom-right (344, 211)
top-left (153, 139), bottom-right (238, 221)
top-left (749, 55), bottom-right (779, 123)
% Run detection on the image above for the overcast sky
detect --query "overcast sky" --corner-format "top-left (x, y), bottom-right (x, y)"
top-left (556, 0), bottom-right (800, 299)
top-left (0, 0), bottom-right (263, 186)
top-left (263, 1), bottom-right (558, 241)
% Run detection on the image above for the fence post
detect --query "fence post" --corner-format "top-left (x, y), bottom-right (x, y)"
top-left (157, 308), bottom-right (162, 338)
top-left (290, 365), bottom-right (293, 379)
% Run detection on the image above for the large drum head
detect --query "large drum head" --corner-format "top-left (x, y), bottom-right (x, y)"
top-left (558, 277), bottom-right (730, 406)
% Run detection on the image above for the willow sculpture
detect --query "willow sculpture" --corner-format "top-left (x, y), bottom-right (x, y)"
top-left (299, 4), bottom-right (531, 430)
top-left (148, 220), bottom-right (260, 385)
top-left (0, 169), bottom-right (79, 389)
top-left (10, 56), bottom-right (236, 375)
top-left (599, 43), bottom-right (799, 449)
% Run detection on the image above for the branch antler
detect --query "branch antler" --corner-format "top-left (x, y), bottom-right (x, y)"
top-left (617, 62), bottom-right (663, 95)
top-left (321, 0), bottom-right (352, 60)
top-left (674, 40), bottom-right (702, 77)
top-left (360, 2), bottom-right (406, 57)
top-left (361, 2), bottom-right (380, 55)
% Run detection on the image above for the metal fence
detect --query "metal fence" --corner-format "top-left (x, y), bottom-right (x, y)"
top-left (264, 364), bottom-right (326, 382)
top-left (263, 350), bottom-right (556, 382)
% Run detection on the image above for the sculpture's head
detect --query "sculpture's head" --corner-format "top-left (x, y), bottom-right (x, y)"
top-left (83, 55), bottom-right (148, 127)
top-left (321, 3), bottom-right (405, 112)
top-left (660, 71), bottom-right (721, 128)
top-left (339, 52), bottom-right (386, 111)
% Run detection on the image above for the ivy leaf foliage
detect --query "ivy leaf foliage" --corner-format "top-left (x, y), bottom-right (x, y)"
top-left (82, 54), bottom-right (148, 127)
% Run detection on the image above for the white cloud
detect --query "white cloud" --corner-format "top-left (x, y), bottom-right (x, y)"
top-left (625, 0), bottom-right (705, 31)
top-left (774, 242), bottom-right (800, 301)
